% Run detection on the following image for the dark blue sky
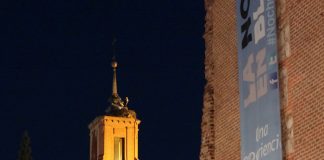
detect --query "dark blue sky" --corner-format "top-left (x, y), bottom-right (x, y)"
top-left (0, 0), bottom-right (205, 160)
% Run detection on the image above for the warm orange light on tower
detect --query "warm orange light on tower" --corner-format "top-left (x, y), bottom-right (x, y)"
top-left (89, 58), bottom-right (140, 160)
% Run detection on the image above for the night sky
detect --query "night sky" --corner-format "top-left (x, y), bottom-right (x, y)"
top-left (0, 0), bottom-right (205, 160)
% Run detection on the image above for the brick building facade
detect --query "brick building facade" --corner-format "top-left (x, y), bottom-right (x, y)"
top-left (200, 0), bottom-right (323, 160)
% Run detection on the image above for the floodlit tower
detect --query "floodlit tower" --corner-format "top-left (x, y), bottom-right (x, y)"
top-left (88, 58), bottom-right (140, 160)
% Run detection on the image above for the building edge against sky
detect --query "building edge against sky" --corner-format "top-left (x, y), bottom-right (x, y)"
top-left (89, 59), bottom-right (140, 160)
top-left (200, 0), bottom-right (323, 160)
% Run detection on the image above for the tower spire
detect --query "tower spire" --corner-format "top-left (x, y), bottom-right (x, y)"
top-left (105, 39), bottom-right (136, 118)
top-left (111, 38), bottom-right (118, 97)
top-left (111, 56), bottom-right (118, 97)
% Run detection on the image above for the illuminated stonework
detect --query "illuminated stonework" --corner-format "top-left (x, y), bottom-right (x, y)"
top-left (89, 116), bottom-right (140, 160)
top-left (89, 58), bottom-right (140, 160)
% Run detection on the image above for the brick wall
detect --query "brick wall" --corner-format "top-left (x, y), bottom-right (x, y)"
top-left (200, 0), bottom-right (324, 160)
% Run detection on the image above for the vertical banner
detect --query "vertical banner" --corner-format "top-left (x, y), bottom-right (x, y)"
top-left (236, 0), bottom-right (283, 160)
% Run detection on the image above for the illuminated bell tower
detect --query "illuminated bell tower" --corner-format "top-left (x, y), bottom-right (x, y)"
top-left (89, 58), bottom-right (140, 160)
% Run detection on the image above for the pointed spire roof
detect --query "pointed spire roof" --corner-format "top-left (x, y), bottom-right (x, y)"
top-left (105, 40), bottom-right (136, 118)
top-left (111, 56), bottom-right (118, 97)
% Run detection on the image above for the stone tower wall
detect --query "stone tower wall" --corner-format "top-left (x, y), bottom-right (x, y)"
top-left (200, 0), bottom-right (324, 160)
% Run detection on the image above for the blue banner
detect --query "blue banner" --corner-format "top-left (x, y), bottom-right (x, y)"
top-left (236, 0), bottom-right (283, 160)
